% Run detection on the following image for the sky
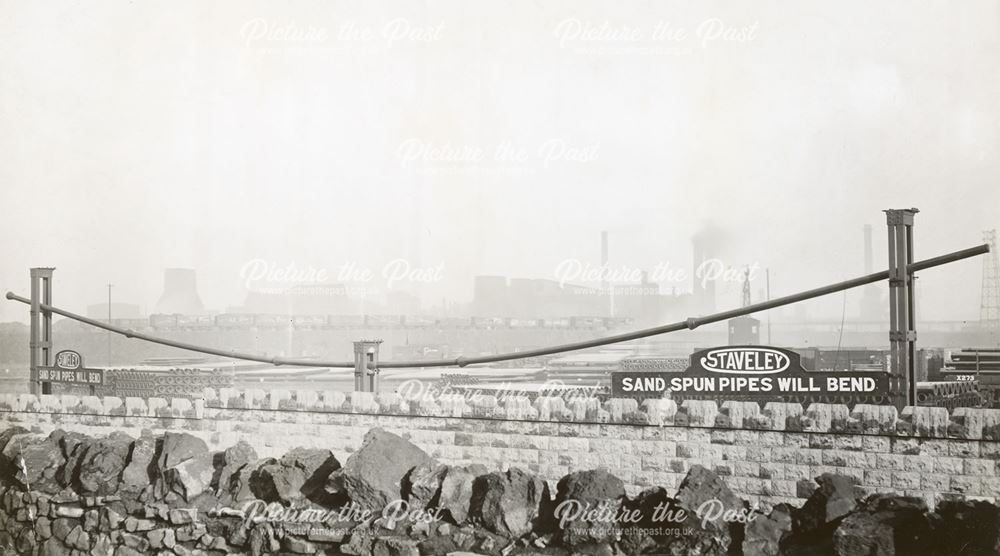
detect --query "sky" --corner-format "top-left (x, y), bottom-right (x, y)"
top-left (0, 0), bottom-right (997, 323)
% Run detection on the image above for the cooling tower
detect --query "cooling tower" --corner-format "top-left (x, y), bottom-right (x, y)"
top-left (155, 268), bottom-right (205, 314)
top-left (472, 275), bottom-right (508, 316)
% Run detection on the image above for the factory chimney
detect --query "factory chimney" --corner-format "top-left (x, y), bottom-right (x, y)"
top-left (155, 268), bottom-right (205, 314)
top-left (692, 229), bottom-right (718, 314)
top-left (601, 230), bottom-right (611, 317)
top-left (600, 230), bottom-right (609, 276)
top-left (864, 224), bottom-right (873, 274)
top-left (860, 225), bottom-right (882, 320)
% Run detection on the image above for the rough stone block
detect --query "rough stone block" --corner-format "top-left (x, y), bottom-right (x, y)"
top-left (533, 396), bottom-right (565, 421)
top-left (864, 469), bottom-right (893, 488)
top-left (804, 403), bottom-right (849, 432)
top-left (734, 461), bottom-right (759, 477)
top-left (721, 400), bottom-right (760, 428)
top-left (347, 392), bottom-right (377, 413)
top-left (170, 398), bottom-right (192, 415)
top-left (964, 458), bottom-right (996, 476)
top-left (710, 430), bottom-right (735, 445)
top-left (851, 404), bottom-right (898, 433)
top-left (101, 397), bottom-right (124, 415)
top-left (762, 402), bottom-right (803, 430)
top-left (874, 453), bottom-right (907, 471)
top-left (504, 396), bottom-right (535, 420)
top-left (772, 480), bottom-right (797, 497)
top-left (770, 447), bottom-right (797, 464)
top-left (745, 446), bottom-right (770, 463)
top-left (891, 471), bottom-right (921, 490)
top-left (795, 449), bottom-right (823, 466)
top-left (933, 456), bottom-right (963, 475)
top-left (37, 395), bottom-right (61, 413)
top-left (640, 398), bottom-right (677, 425)
top-left (832, 434), bottom-right (863, 451)
top-left (18, 394), bottom-right (39, 412)
top-left (951, 476), bottom-right (984, 496)
top-left (681, 400), bottom-right (718, 427)
top-left (80, 396), bottom-right (103, 414)
top-left (141, 397), bottom-right (166, 417)
top-left (949, 440), bottom-right (980, 458)
top-left (901, 406), bottom-right (950, 437)
top-left (323, 391), bottom-right (346, 410)
top-left (296, 390), bottom-right (319, 409)
top-left (268, 389), bottom-right (291, 410)
top-left (861, 435), bottom-right (891, 453)
top-left (921, 473), bottom-right (949, 491)
top-left (604, 398), bottom-right (638, 422)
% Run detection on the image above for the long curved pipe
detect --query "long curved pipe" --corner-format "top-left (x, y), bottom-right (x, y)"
top-left (5, 243), bottom-right (989, 369)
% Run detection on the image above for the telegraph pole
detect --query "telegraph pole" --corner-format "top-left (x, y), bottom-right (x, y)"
top-left (107, 283), bottom-right (113, 366)
top-left (766, 269), bottom-right (771, 344)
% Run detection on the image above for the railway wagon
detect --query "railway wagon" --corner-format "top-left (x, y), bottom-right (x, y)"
top-left (176, 314), bottom-right (213, 330)
top-left (149, 314), bottom-right (178, 329)
top-left (253, 314), bottom-right (287, 328)
top-left (292, 315), bottom-right (327, 329)
top-left (215, 314), bottom-right (255, 328)
top-left (570, 316), bottom-right (605, 329)
top-left (327, 314), bottom-right (366, 327)
top-left (402, 315), bottom-right (436, 327)
top-left (437, 317), bottom-right (473, 329)
top-left (111, 318), bottom-right (148, 330)
top-left (472, 316), bottom-right (508, 329)
top-left (365, 314), bottom-right (405, 327)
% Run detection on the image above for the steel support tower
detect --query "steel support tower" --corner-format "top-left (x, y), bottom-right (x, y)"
top-left (885, 209), bottom-right (918, 407)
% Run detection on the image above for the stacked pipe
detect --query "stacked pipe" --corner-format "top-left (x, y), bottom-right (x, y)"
top-left (916, 380), bottom-right (985, 409)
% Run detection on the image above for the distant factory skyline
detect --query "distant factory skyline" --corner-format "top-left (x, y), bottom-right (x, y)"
top-left (2, 1), bottom-right (998, 324)
top-left (9, 217), bottom-right (982, 326)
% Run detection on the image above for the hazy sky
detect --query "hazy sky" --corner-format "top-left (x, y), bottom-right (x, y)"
top-left (1, 0), bottom-right (997, 323)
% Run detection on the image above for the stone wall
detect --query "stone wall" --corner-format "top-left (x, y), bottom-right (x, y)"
top-left (8, 425), bottom-right (998, 556)
top-left (1, 390), bottom-right (999, 510)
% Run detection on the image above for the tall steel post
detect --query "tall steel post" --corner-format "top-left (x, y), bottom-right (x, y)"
top-left (885, 209), bottom-right (918, 407)
top-left (353, 339), bottom-right (382, 392)
top-left (29, 268), bottom-right (54, 395)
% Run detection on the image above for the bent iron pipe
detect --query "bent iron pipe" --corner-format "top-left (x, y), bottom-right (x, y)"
top-left (5, 243), bottom-right (990, 370)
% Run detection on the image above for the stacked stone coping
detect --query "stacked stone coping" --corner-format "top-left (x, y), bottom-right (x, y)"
top-left (2, 390), bottom-right (1000, 441)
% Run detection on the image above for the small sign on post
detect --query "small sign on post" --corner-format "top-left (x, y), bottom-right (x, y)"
top-left (35, 349), bottom-right (103, 391)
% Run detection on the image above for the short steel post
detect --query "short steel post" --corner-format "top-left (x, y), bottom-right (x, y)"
top-left (353, 339), bottom-right (383, 392)
top-left (29, 268), bottom-right (54, 395)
